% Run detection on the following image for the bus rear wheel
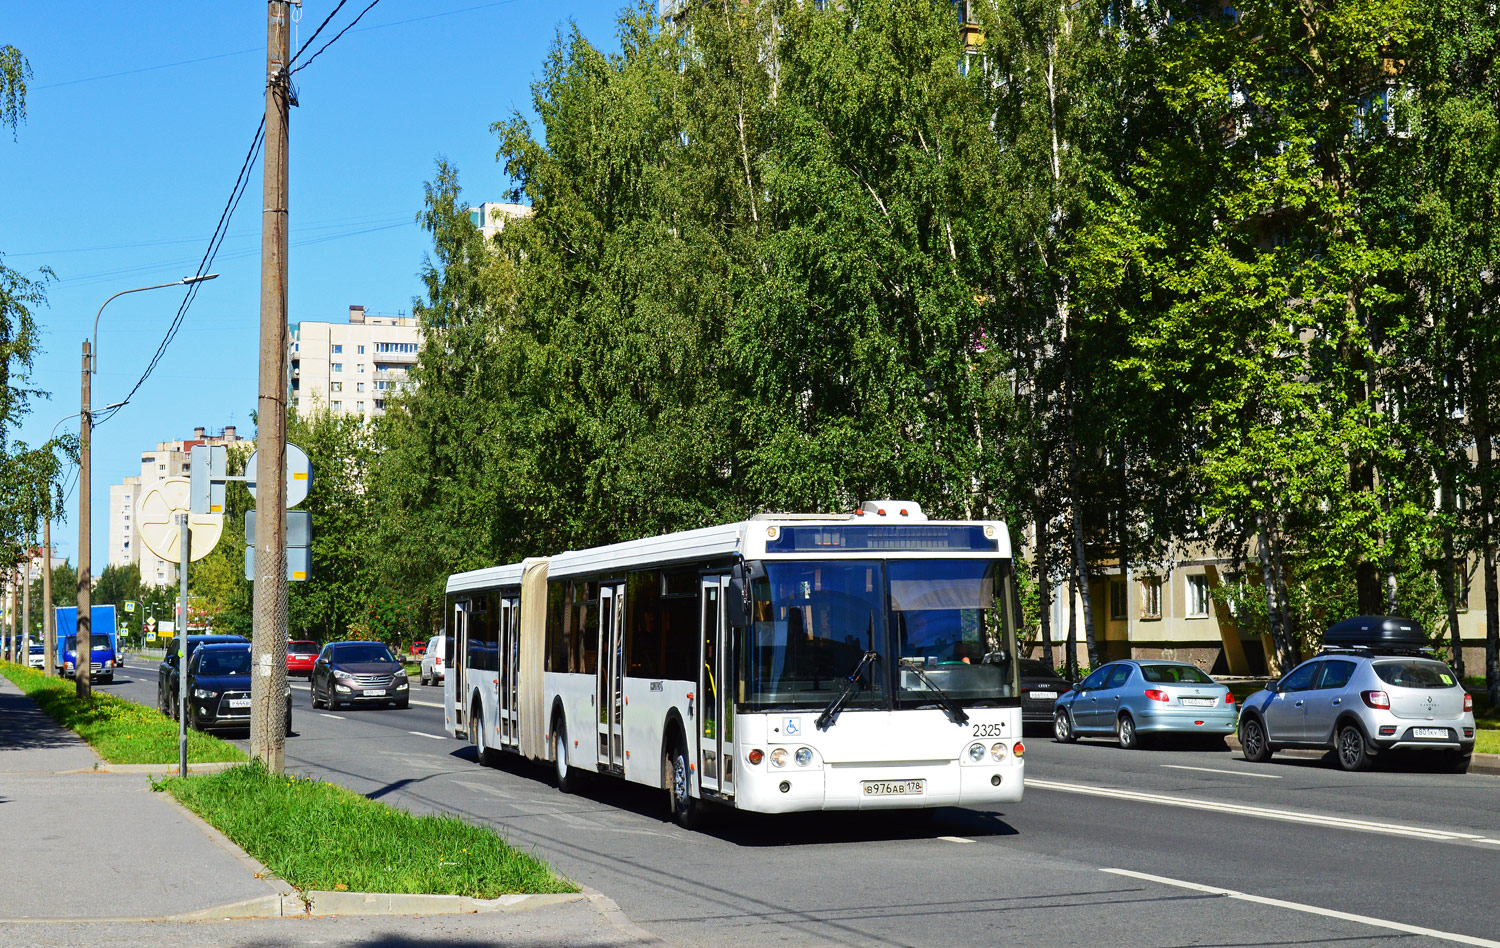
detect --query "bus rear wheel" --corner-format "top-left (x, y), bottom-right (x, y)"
top-left (553, 714), bottom-right (578, 794)
top-left (665, 734), bottom-right (701, 829)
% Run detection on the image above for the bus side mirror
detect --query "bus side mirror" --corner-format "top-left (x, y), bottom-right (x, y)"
top-left (727, 570), bottom-right (751, 630)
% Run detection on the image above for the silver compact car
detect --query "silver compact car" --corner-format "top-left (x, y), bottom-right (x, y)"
top-left (1053, 660), bottom-right (1237, 748)
top-left (1238, 651), bottom-right (1475, 773)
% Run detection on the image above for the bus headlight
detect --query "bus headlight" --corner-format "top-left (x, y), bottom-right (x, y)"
top-left (968, 743), bottom-right (986, 762)
top-left (794, 747), bottom-right (813, 767)
top-left (770, 748), bottom-right (788, 768)
top-left (991, 742), bottom-right (1007, 760)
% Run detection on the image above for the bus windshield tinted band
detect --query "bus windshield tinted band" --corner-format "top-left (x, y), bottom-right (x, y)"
top-left (766, 525), bottom-right (997, 553)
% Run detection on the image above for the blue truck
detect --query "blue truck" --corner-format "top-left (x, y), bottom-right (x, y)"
top-left (54, 606), bottom-right (119, 684)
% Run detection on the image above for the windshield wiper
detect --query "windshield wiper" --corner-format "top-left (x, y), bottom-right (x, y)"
top-left (898, 658), bottom-right (970, 726)
top-left (815, 650), bottom-right (879, 731)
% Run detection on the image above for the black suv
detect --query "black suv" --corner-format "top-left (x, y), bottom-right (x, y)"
top-left (157, 634), bottom-right (247, 718)
top-left (310, 641), bottom-right (409, 710)
top-left (184, 643), bottom-right (293, 735)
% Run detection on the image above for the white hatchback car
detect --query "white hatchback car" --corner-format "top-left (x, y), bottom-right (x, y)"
top-left (419, 635), bottom-right (446, 686)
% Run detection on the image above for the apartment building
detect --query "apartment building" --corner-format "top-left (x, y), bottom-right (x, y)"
top-left (467, 202), bottom-right (531, 240)
top-left (110, 425), bottom-right (249, 588)
top-left (289, 306), bottom-right (420, 420)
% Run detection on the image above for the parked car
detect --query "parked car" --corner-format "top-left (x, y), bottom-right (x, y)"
top-left (28, 642), bottom-right (45, 669)
top-left (184, 643), bottom-right (292, 735)
top-left (286, 640), bottom-right (319, 677)
top-left (1053, 660), bottom-right (1236, 748)
top-left (1018, 658), bottom-right (1073, 725)
top-left (157, 634), bottom-right (248, 718)
top-left (310, 641), bottom-right (409, 710)
top-left (419, 635), bottom-right (446, 686)
top-left (408, 640), bottom-right (428, 657)
top-left (1238, 615), bottom-right (1475, 773)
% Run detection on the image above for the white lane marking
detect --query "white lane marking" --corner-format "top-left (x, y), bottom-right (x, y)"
top-left (409, 731), bottom-right (445, 740)
top-left (1103, 868), bottom-right (1500, 948)
top-left (938, 836), bottom-right (975, 844)
top-left (1160, 764), bottom-right (1283, 779)
top-left (319, 713), bottom-right (346, 720)
top-left (1030, 779), bottom-right (1499, 846)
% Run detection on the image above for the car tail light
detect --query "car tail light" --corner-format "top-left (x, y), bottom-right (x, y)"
top-left (1379, 726), bottom-right (1396, 736)
top-left (1361, 690), bottom-right (1390, 710)
top-left (1463, 693), bottom-right (1473, 712)
top-left (1144, 689), bottom-right (1170, 703)
top-left (1223, 692), bottom-right (1235, 704)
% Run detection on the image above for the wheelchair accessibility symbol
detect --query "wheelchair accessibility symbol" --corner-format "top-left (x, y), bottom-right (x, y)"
top-left (784, 717), bottom-right (801, 736)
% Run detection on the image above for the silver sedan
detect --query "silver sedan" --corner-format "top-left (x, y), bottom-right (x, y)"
top-left (1053, 660), bottom-right (1237, 748)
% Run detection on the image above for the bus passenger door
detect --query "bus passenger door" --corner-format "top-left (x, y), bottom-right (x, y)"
top-left (450, 601), bottom-right (469, 738)
top-left (597, 584), bottom-right (625, 774)
top-left (506, 597), bottom-right (521, 747)
top-left (698, 576), bottom-right (733, 797)
top-left (498, 598), bottom-right (514, 746)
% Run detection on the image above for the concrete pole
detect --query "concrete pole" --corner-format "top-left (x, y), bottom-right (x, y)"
top-left (251, 0), bottom-right (291, 771)
top-left (77, 341), bottom-right (92, 700)
top-left (42, 516), bottom-right (54, 676)
top-left (178, 514), bottom-right (190, 778)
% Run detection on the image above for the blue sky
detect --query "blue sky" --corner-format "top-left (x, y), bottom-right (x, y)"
top-left (7, 1), bottom-right (626, 566)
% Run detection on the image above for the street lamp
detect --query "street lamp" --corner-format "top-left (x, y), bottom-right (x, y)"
top-left (75, 274), bottom-right (217, 699)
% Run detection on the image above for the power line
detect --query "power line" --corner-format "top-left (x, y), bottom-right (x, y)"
top-left (291, 0), bottom-right (385, 75)
top-left (287, 0), bottom-right (355, 70)
top-left (94, 117), bottom-right (266, 428)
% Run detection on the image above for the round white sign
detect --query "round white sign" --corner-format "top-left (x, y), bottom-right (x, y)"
top-left (136, 477), bottom-right (225, 562)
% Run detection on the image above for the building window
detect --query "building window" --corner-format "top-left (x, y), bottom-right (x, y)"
top-left (332, 344), bottom-right (342, 354)
top-left (357, 345), bottom-right (365, 354)
top-left (1187, 575), bottom-right (1211, 618)
top-left (356, 382), bottom-right (364, 393)
top-left (332, 401), bottom-right (342, 411)
top-left (374, 399), bottom-right (385, 410)
top-left (376, 380), bottom-right (388, 391)
top-left (1455, 565), bottom-right (1471, 612)
top-left (332, 362), bottom-right (343, 373)
top-left (1109, 579), bottom-right (1126, 620)
top-left (357, 363), bottom-right (366, 373)
top-left (1141, 580), bottom-right (1162, 620)
top-left (356, 401), bottom-right (365, 412)
top-left (331, 381), bottom-right (342, 393)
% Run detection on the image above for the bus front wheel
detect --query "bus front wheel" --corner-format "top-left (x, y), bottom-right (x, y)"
top-left (553, 714), bottom-right (578, 793)
top-left (665, 733), bottom-right (701, 829)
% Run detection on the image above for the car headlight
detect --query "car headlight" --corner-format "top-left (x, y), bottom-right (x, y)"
top-left (968, 742), bottom-right (986, 762)
top-left (794, 747), bottom-right (814, 767)
top-left (770, 748), bottom-right (788, 768)
top-left (193, 688), bottom-right (215, 699)
top-left (395, 669), bottom-right (408, 679)
top-left (991, 742), bottom-right (1007, 760)
top-left (332, 668), bottom-right (352, 680)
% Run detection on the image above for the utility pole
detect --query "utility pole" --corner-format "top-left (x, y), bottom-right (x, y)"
top-left (42, 515), bottom-right (53, 676)
top-left (251, 0), bottom-right (292, 771)
top-left (76, 341), bottom-right (92, 700)
top-left (22, 548), bottom-right (31, 668)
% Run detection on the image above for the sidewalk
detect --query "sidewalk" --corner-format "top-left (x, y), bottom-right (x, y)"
top-left (0, 675), bottom-right (660, 947)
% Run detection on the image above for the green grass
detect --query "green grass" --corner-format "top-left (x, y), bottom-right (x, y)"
top-left (1, 661), bottom-right (247, 765)
top-left (159, 763), bottom-right (576, 897)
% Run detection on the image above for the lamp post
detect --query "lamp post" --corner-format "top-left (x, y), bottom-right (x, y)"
top-left (76, 275), bottom-right (217, 699)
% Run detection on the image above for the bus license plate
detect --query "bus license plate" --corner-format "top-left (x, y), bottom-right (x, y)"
top-left (862, 780), bottom-right (925, 796)
top-left (1413, 728), bottom-right (1449, 739)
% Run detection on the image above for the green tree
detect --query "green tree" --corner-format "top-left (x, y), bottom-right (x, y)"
top-left (1, 45), bottom-right (29, 139)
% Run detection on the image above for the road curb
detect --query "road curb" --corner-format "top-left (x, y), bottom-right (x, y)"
top-left (584, 887), bottom-right (676, 946)
top-left (68, 761), bottom-right (243, 775)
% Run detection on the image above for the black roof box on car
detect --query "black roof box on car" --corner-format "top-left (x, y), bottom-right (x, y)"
top-left (1323, 615), bottom-right (1425, 649)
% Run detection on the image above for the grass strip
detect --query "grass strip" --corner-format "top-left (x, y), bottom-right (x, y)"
top-left (158, 763), bottom-right (576, 897)
top-left (1, 661), bottom-right (247, 765)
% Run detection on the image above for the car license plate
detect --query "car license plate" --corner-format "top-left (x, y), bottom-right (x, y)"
top-left (1181, 698), bottom-right (1216, 707)
top-left (1413, 727), bottom-right (1449, 739)
top-left (862, 779), bottom-right (925, 796)
top-left (364, 689), bottom-right (386, 697)
top-left (1029, 690), bottom-right (1057, 700)
top-left (228, 698), bottom-right (251, 709)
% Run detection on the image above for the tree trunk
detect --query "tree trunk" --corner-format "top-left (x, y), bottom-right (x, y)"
top-left (1256, 514), bottom-right (1295, 674)
top-left (1440, 464), bottom-right (1466, 677)
top-left (1037, 509), bottom-right (1054, 666)
top-left (1474, 389), bottom-right (1500, 704)
top-left (1073, 504), bottom-right (1099, 670)
top-left (1064, 568), bottom-right (1079, 680)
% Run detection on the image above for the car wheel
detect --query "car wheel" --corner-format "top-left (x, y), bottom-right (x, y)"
top-left (552, 715), bottom-right (581, 792)
top-left (419, 670), bottom-right (429, 686)
top-left (1336, 723), bottom-right (1373, 772)
top-left (664, 733), bottom-right (701, 829)
top-left (1117, 713), bottom-right (1144, 750)
top-left (1441, 752), bottom-right (1471, 774)
top-left (396, 697), bottom-right (409, 710)
top-left (1241, 716), bottom-right (1273, 763)
top-left (1054, 708), bottom-right (1077, 743)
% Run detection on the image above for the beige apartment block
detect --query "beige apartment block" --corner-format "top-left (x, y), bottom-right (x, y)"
top-left (289, 305), bottom-right (421, 420)
top-left (109, 426), bottom-right (249, 588)
top-left (467, 202), bottom-right (531, 241)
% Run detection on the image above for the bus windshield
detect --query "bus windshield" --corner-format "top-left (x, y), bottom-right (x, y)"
top-left (745, 561), bottom-right (887, 710)
top-left (743, 559), bottom-right (1017, 711)
top-left (890, 560), bottom-right (1015, 707)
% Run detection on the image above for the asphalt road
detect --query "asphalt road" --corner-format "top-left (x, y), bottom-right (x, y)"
top-left (101, 664), bottom-right (1500, 948)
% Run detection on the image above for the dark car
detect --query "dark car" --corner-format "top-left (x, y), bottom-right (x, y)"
top-left (184, 643), bottom-right (292, 735)
top-left (286, 640), bottom-right (319, 678)
top-left (1018, 658), bottom-right (1073, 725)
top-left (157, 634), bottom-right (248, 718)
top-left (310, 641), bottom-right (410, 710)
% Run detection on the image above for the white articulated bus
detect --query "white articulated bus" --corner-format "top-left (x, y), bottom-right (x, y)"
top-left (442, 500), bottom-right (1026, 826)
